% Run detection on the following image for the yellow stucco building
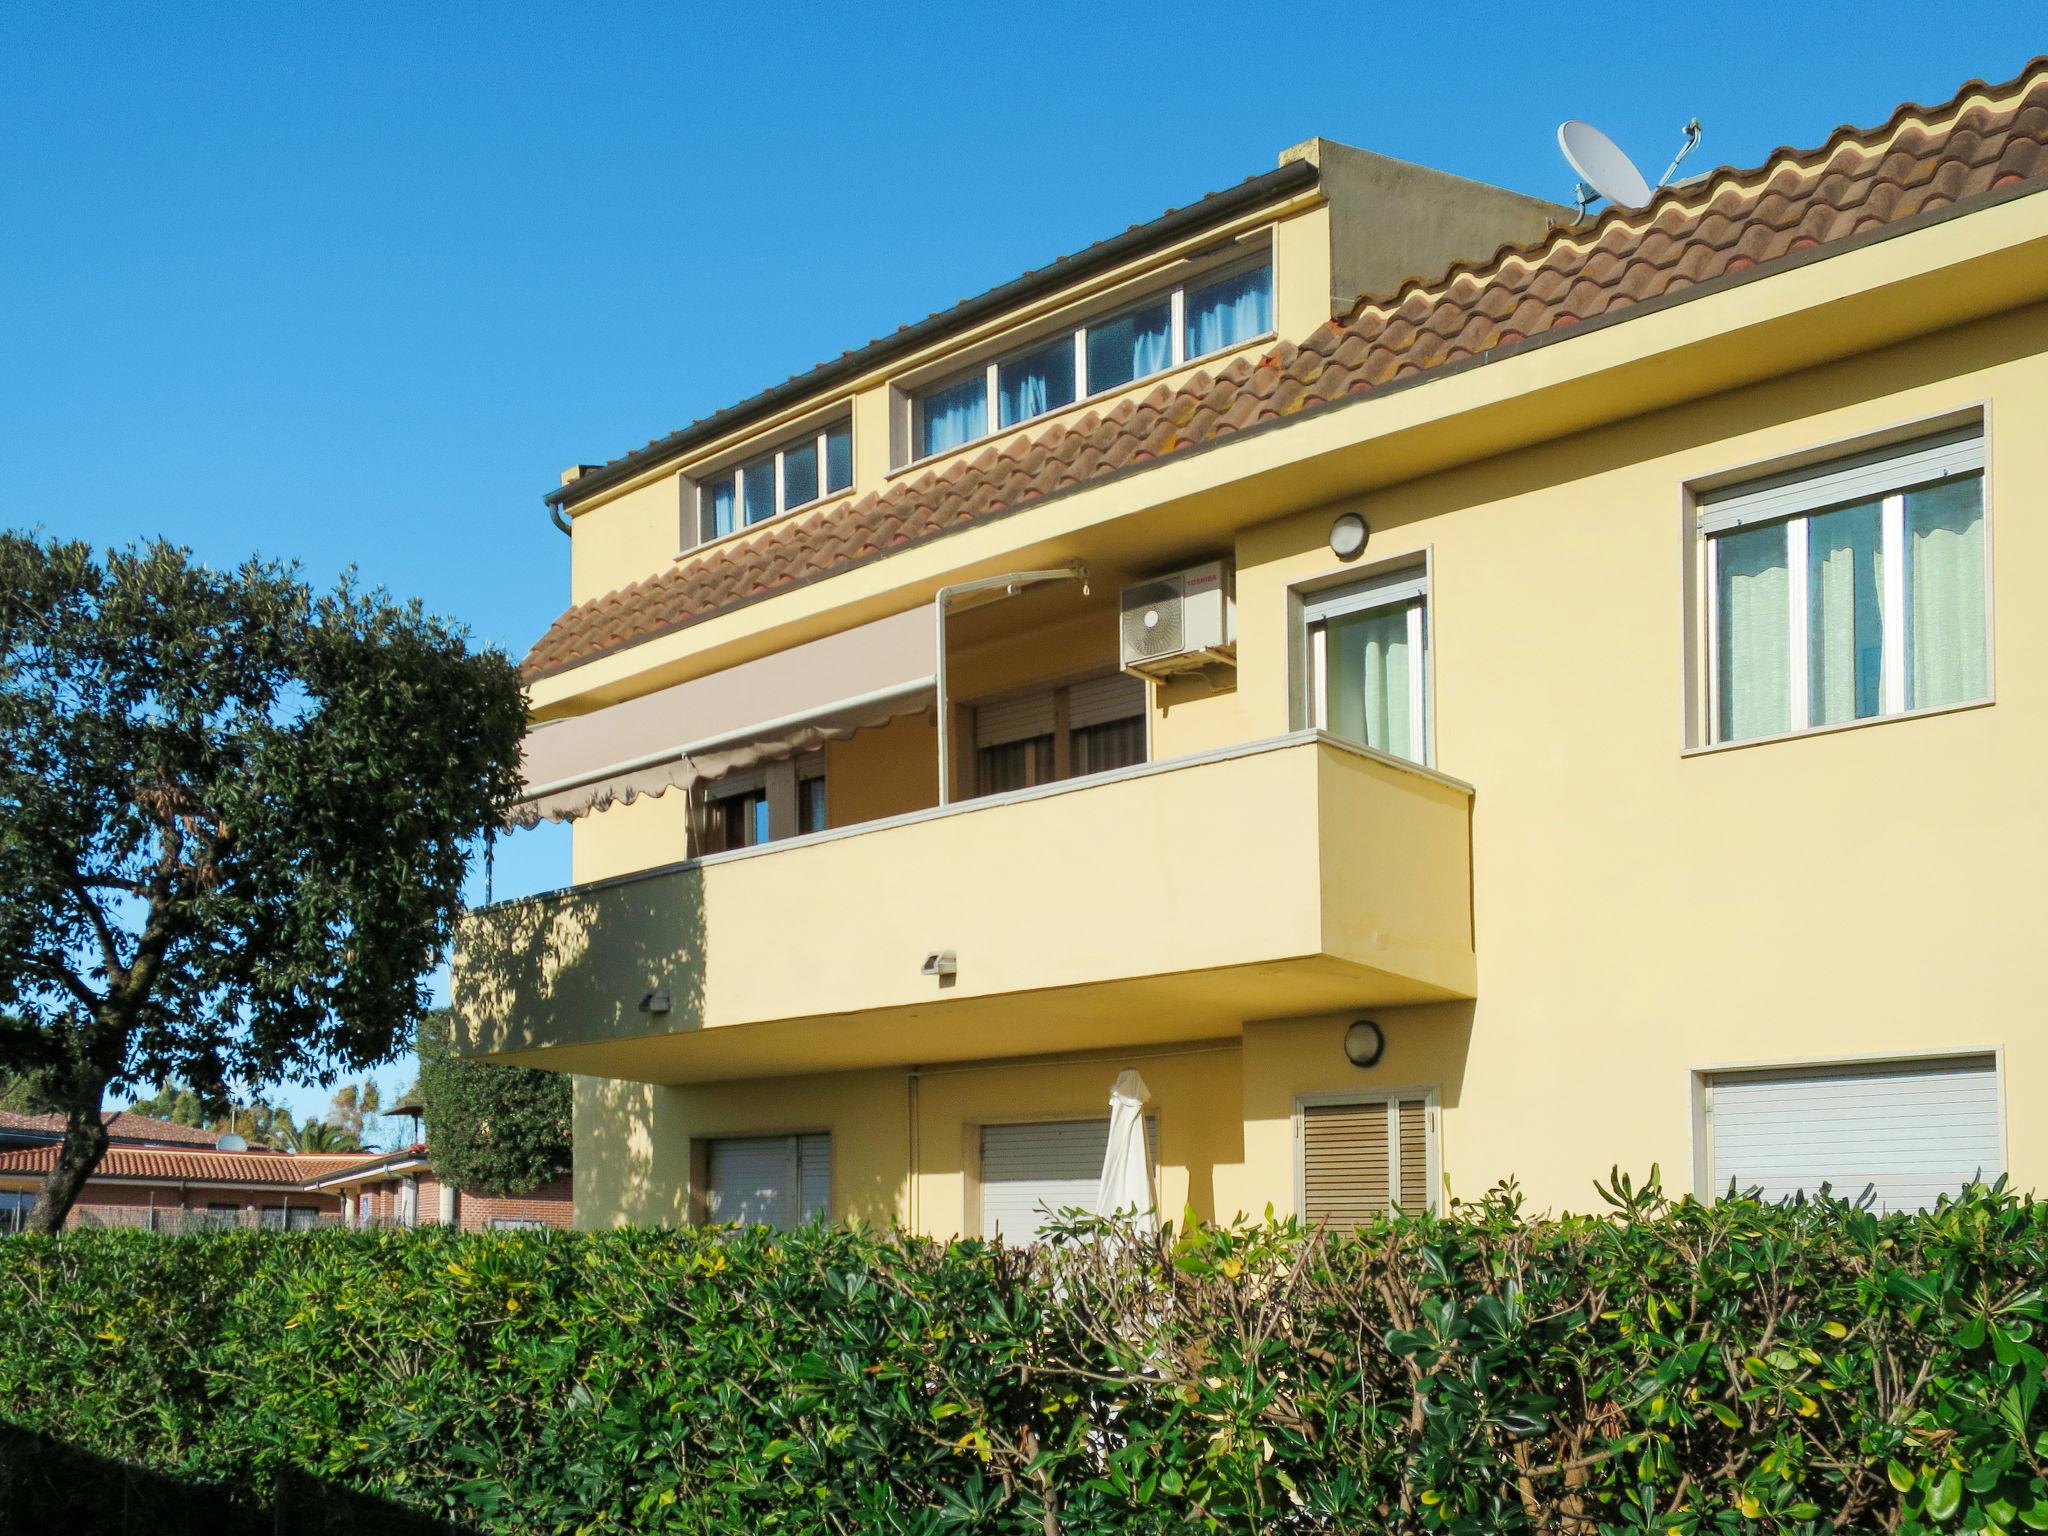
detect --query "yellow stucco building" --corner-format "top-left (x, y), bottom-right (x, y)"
top-left (458, 59), bottom-right (2048, 1235)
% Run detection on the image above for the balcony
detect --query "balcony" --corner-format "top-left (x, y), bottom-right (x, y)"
top-left (454, 732), bottom-right (1474, 1083)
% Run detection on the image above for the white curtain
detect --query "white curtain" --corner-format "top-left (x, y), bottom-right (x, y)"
top-left (1806, 501), bottom-right (1883, 727)
top-left (1907, 479), bottom-right (1987, 710)
top-left (1184, 265), bottom-right (1272, 357)
top-left (1715, 522), bottom-right (1790, 741)
top-left (999, 340), bottom-right (1075, 427)
top-left (919, 374), bottom-right (988, 457)
top-left (1087, 300), bottom-right (1172, 391)
top-left (1325, 604), bottom-right (1414, 760)
top-left (707, 477), bottom-right (737, 540)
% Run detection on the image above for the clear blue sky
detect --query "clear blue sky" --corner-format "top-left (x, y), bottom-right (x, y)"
top-left (5, 4), bottom-right (2040, 1122)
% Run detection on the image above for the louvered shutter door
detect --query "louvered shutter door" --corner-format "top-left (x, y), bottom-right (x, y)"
top-left (1708, 1056), bottom-right (2000, 1214)
top-left (1302, 1100), bottom-right (1390, 1227)
top-left (979, 1117), bottom-right (1159, 1243)
top-left (1398, 1098), bottom-right (1430, 1211)
top-left (1067, 672), bottom-right (1145, 729)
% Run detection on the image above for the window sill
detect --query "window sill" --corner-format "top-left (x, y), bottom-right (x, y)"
top-left (886, 330), bottom-right (1279, 482)
top-left (1681, 694), bottom-right (1993, 757)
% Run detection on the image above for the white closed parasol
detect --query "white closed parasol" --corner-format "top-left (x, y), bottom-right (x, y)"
top-left (1093, 1068), bottom-right (1156, 1235)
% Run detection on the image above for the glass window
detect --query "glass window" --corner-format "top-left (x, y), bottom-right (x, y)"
top-left (782, 438), bottom-right (820, 508)
top-left (1184, 264), bottom-right (1273, 359)
top-left (1806, 500), bottom-right (1883, 728)
top-left (1906, 480), bottom-right (1988, 711)
top-left (976, 736), bottom-right (1054, 796)
top-left (704, 788), bottom-right (769, 854)
top-left (917, 373), bottom-right (988, 459)
top-left (1715, 521), bottom-right (1791, 742)
top-left (741, 458), bottom-right (777, 526)
top-left (705, 475), bottom-right (738, 541)
top-left (1305, 571), bottom-right (1430, 765)
top-left (1087, 297), bottom-right (1173, 394)
top-left (825, 423), bottom-right (854, 493)
top-left (998, 336), bottom-right (1077, 428)
top-left (798, 774), bottom-right (827, 836)
top-left (1704, 439), bottom-right (1986, 745)
top-left (1070, 716), bottom-right (1145, 776)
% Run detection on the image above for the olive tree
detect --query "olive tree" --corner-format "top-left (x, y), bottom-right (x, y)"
top-left (0, 535), bottom-right (525, 1232)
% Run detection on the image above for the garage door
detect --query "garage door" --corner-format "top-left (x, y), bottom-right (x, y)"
top-left (980, 1117), bottom-right (1159, 1243)
top-left (704, 1133), bottom-right (831, 1230)
top-left (1706, 1055), bottom-right (2001, 1213)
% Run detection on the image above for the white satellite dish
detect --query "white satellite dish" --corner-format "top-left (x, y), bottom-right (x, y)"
top-left (216, 1133), bottom-right (249, 1152)
top-left (1558, 120), bottom-right (1653, 210)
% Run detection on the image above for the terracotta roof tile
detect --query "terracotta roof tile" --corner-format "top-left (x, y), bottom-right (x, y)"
top-left (526, 59), bottom-right (2048, 680)
top-left (0, 1145), bottom-right (365, 1184)
top-left (0, 1108), bottom-right (226, 1147)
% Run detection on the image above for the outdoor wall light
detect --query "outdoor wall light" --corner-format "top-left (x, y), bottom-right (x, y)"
top-left (639, 987), bottom-right (672, 1015)
top-left (920, 950), bottom-right (958, 979)
top-left (1343, 1018), bottom-right (1385, 1068)
top-left (1329, 512), bottom-right (1370, 561)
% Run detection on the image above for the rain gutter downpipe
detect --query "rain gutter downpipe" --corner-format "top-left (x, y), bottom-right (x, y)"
top-left (933, 562), bottom-right (1089, 806)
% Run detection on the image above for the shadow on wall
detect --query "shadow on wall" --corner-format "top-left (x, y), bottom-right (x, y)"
top-left (0, 1424), bottom-right (470, 1536)
top-left (456, 865), bottom-right (712, 1228)
top-left (573, 1073), bottom-right (681, 1227)
top-left (454, 862), bottom-right (707, 1059)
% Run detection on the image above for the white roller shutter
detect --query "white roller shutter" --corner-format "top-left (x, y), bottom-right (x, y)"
top-left (796, 1132), bottom-right (831, 1221)
top-left (1706, 1055), bottom-right (2001, 1214)
top-left (705, 1133), bottom-right (832, 1230)
top-left (980, 1117), bottom-right (1158, 1243)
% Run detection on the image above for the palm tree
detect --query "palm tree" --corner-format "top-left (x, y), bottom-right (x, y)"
top-left (285, 1118), bottom-right (362, 1155)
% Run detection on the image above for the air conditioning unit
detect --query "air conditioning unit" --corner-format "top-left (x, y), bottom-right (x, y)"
top-left (1119, 560), bottom-right (1236, 679)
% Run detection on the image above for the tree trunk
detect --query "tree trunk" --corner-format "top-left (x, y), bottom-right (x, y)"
top-left (24, 1093), bottom-right (111, 1235)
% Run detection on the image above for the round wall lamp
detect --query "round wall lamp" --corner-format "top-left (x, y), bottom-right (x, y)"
top-left (1343, 1019), bottom-right (1385, 1068)
top-left (1329, 512), bottom-right (1370, 561)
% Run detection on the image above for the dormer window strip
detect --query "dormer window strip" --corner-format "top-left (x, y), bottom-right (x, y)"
top-left (696, 421), bottom-right (854, 545)
top-left (910, 253), bottom-right (1275, 465)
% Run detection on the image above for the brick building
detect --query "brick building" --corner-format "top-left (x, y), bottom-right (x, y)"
top-left (0, 1109), bottom-right (571, 1232)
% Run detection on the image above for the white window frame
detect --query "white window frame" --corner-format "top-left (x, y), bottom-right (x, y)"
top-left (1300, 565), bottom-right (1432, 767)
top-left (1292, 1087), bottom-right (1441, 1217)
top-left (690, 418), bottom-right (854, 547)
top-left (1696, 425), bottom-right (1989, 747)
top-left (905, 252), bottom-right (1274, 468)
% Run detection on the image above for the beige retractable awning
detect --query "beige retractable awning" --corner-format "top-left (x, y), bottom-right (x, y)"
top-left (511, 607), bottom-right (935, 826)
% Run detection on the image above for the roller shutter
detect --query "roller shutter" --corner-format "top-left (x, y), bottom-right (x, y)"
top-left (973, 691), bottom-right (1057, 748)
top-left (980, 1117), bottom-right (1158, 1243)
top-left (1067, 672), bottom-right (1145, 729)
top-left (1705, 1056), bottom-right (2000, 1213)
top-left (705, 1133), bottom-right (832, 1230)
top-left (1300, 1095), bottom-right (1434, 1227)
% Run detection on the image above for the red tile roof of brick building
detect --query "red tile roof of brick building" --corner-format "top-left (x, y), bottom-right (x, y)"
top-left (0, 1109), bottom-right (227, 1148)
top-left (524, 58), bottom-right (2048, 681)
top-left (0, 1145), bottom-right (365, 1184)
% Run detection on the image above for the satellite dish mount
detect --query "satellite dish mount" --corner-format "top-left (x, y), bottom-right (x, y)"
top-left (1559, 116), bottom-right (1703, 222)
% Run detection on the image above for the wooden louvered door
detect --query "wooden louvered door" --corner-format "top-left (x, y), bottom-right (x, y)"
top-left (1298, 1092), bottom-right (1436, 1227)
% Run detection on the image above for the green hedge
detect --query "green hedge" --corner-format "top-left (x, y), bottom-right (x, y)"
top-left (1, 1175), bottom-right (2045, 1534)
